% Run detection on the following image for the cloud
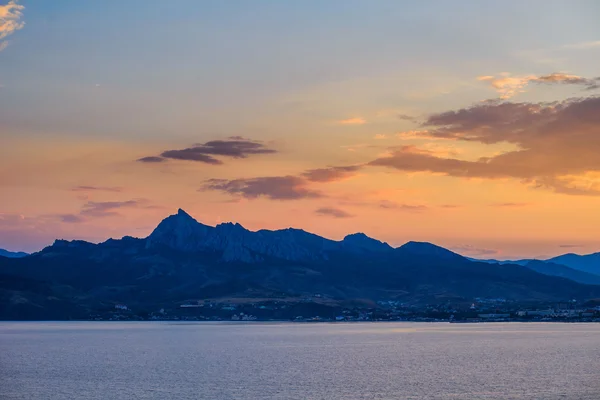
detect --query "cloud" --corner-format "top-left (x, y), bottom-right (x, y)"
top-left (80, 200), bottom-right (144, 217)
top-left (202, 176), bottom-right (322, 200)
top-left (137, 156), bottom-right (166, 163)
top-left (439, 204), bottom-right (462, 209)
top-left (314, 207), bottom-right (354, 218)
top-left (138, 137), bottom-right (276, 165)
top-left (397, 114), bottom-right (417, 122)
top-left (71, 185), bottom-right (123, 193)
top-left (450, 245), bottom-right (499, 257)
top-left (0, 0), bottom-right (24, 51)
top-left (203, 164), bottom-right (364, 202)
top-left (396, 130), bottom-right (435, 140)
top-left (562, 41), bottom-right (600, 50)
top-left (369, 96), bottom-right (600, 196)
top-left (374, 134), bottom-right (387, 140)
top-left (490, 202), bottom-right (530, 208)
top-left (558, 244), bottom-right (583, 249)
top-left (301, 165), bottom-right (362, 183)
top-left (337, 117), bottom-right (366, 125)
top-left (378, 200), bottom-right (428, 212)
top-left (59, 214), bottom-right (85, 223)
top-left (477, 72), bottom-right (600, 99)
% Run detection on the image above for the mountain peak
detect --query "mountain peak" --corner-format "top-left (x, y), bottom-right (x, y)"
top-left (398, 241), bottom-right (463, 260)
top-left (342, 232), bottom-right (392, 252)
top-left (177, 208), bottom-right (193, 219)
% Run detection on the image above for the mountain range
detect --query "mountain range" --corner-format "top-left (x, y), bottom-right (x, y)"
top-left (1, 209), bottom-right (600, 320)
top-left (0, 249), bottom-right (29, 258)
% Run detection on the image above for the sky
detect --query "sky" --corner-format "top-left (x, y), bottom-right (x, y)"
top-left (1, 0), bottom-right (600, 258)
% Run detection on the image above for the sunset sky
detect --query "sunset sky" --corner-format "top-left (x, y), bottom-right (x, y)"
top-left (1, 1), bottom-right (600, 258)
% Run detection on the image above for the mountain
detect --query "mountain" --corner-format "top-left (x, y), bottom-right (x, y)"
top-left (2, 209), bottom-right (600, 320)
top-left (523, 260), bottom-right (600, 285)
top-left (469, 258), bottom-right (532, 266)
top-left (473, 257), bottom-right (600, 285)
top-left (547, 253), bottom-right (600, 276)
top-left (0, 249), bottom-right (29, 258)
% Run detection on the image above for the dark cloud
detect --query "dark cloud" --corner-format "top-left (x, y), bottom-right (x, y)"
top-left (315, 207), bottom-right (354, 218)
top-left (398, 114), bottom-right (418, 122)
top-left (160, 150), bottom-right (222, 164)
top-left (301, 165), bottom-right (362, 182)
top-left (137, 156), bottom-right (166, 163)
top-left (142, 138), bottom-right (277, 165)
top-left (202, 176), bottom-right (322, 200)
top-left (369, 96), bottom-right (600, 196)
top-left (71, 186), bottom-right (123, 192)
top-left (558, 244), bottom-right (584, 248)
top-left (533, 73), bottom-right (600, 90)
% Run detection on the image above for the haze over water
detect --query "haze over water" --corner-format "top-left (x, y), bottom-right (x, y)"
top-left (2, 322), bottom-right (599, 399)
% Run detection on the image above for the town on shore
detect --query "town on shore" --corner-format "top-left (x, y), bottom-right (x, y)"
top-left (88, 296), bottom-right (600, 323)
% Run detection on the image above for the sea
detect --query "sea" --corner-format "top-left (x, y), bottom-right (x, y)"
top-left (1, 322), bottom-right (599, 399)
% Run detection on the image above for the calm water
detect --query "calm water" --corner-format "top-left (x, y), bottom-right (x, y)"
top-left (1, 322), bottom-right (599, 400)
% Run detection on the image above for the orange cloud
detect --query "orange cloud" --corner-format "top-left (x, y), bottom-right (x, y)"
top-left (396, 130), bottom-right (436, 140)
top-left (371, 96), bottom-right (600, 196)
top-left (477, 72), bottom-right (600, 99)
top-left (0, 0), bottom-right (24, 51)
top-left (337, 117), bottom-right (366, 125)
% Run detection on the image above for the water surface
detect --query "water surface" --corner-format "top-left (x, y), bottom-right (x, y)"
top-left (1, 322), bottom-right (599, 399)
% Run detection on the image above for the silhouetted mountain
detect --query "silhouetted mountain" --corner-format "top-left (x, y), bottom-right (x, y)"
top-left (342, 233), bottom-right (392, 253)
top-left (523, 260), bottom-right (600, 285)
top-left (2, 209), bottom-right (600, 320)
top-left (547, 253), bottom-right (600, 276)
top-left (475, 252), bottom-right (600, 279)
top-left (0, 249), bottom-right (29, 258)
top-left (468, 258), bottom-right (532, 266)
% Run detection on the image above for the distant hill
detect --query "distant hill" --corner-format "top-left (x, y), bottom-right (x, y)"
top-left (0, 249), bottom-right (29, 258)
top-left (547, 253), bottom-right (600, 276)
top-left (2, 209), bottom-right (600, 320)
top-left (523, 260), bottom-right (600, 285)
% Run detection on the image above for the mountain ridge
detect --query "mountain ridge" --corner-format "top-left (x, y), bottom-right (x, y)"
top-left (2, 209), bottom-right (600, 320)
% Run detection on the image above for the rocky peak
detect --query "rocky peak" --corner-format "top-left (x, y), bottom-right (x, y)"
top-left (342, 232), bottom-right (392, 252)
top-left (398, 241), bottom-right (463, 260)
top-left (146, 209), bottom-right (212, 251)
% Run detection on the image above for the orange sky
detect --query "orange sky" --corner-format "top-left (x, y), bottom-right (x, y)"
top-left (1, 1), bottom-right (600, 258)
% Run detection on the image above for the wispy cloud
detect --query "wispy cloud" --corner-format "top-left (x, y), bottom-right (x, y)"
top-left (315, 207), bottom-right (354, 218)
top-left (558, 244), bottom-right (584, 249)
top-left (396, 130), bottom-right (435, 140)
top-left (378, 200), bottom-right (428, 212)
top-left (80, 200), bottom-right (145, 217)
top-left (0, 0), bottom-right (24, 51)
top-left (561, 40), bottom-right (600, 50)
top-left (55, 199), bottom-right (159, 223)
top-left (450, 245), bottom-right (499, 257)
top-left (490, 202), bottom-right (530, 208)
top-left (71, 186), bottom-right (124, 193)
top-left (337, 117), bottom-right (366, 125)
top-left (477, 72), bottom-right (600, 99)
